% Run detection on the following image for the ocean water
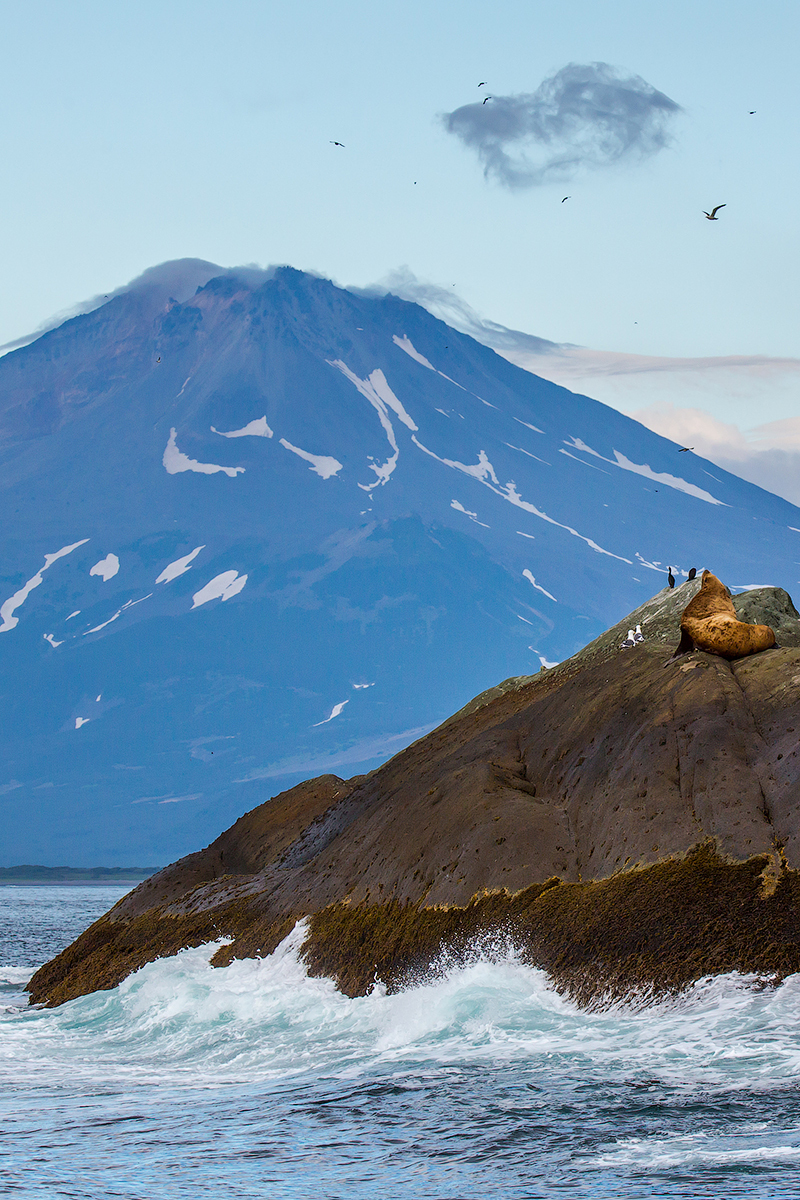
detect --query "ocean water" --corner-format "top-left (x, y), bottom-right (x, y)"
top-left (2, 887), bottom-right (800, 1198)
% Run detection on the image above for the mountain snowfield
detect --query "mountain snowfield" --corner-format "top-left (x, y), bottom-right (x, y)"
top-left (2, 263), bottom-right (799, 865)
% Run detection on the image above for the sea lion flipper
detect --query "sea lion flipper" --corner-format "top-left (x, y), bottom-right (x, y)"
top-left (668, 628), bottom-right (695, 663)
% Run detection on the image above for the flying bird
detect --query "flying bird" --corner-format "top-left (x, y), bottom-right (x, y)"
top-left (749, 111), bottom-right (756, 114)
top-left (330, 141), bottom-right (345, 147)
top-left (478, 82), bottom-right (487, 87)
top-left (679, 447), bottom-right (694, 452)
top-left (703, 205), bottom-right (726, 220)
top-left (561, 196), bottom-right (571, 202)
top-left (482, 96), bottom-right (491, 104)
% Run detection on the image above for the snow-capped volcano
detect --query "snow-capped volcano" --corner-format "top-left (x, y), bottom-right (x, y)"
top-left (2, 263), bottom-right (799, 864)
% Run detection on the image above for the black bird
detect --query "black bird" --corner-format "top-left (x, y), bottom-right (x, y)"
top-left (561, 196), bottom-right (571, 202)
top-left (668, 568), bottom-right (675, 588)
top-left (478, 81), bottom-right (487, 87)
top-left (703, 205), bottom-right (726, 220)
top-left (330, 141), bottom-right (345, 147)
top-left (679, 447), bottom-right (694, 452)
top-left (749, 111), bottom-right (756, 114)
top-left (482, 96), bottom-right (491, 104)
top-left (156, 356), bottom-right (161, 363)
top-left (688, 568), bottom-right (697, 580)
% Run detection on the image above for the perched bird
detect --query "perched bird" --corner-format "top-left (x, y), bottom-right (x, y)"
top-left (688, 567), bottom-right (697, 580)
top-left (330, 141), bottom-right (345, 147)
top-left (634, 624), bottom-right (644, 644)
top-left (703, 205), bottom-right (726, 220)
top-left (561, 196), bottom-right (571, 202)
top-left (621, 629), bottom-right (636, 649)
top-left (679, 447), bottom-right (694, 452)
top-left (668, 568), bottom-right (675, 588)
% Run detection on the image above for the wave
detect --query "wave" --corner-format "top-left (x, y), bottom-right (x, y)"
top-left (3, 923), bottom-right (800, 1092)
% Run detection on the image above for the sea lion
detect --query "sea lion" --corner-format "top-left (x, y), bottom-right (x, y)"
top-left (671, 570), bottom-right (776, 660)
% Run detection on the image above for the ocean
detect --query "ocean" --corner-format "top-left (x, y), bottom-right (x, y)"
top-left (2, 885), bottom-right (800, 1198)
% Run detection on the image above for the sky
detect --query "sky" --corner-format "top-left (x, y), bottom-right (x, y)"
top-left (1, 0), bottom-right (798, 497)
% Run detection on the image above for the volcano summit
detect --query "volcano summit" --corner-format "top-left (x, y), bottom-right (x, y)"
top-left (2, 262), bottom-right (800, 866)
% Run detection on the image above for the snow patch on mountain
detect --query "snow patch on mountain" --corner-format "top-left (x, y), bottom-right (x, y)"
top-left (279, 439), bottom-right (343, 479)
top-left (514, 418), bottom-right (545, 434)
top-left (564, 438), bottom-right (726, 505)
top-left (90, 554), bottom-right (120, 581)
top-left (156, 546), bottom-right (205, 584)
top-left (0, 539), bottom-right (89, 633)
top-left (393, 334), bottom-right (435, 370)
top-left (191, 571), bottom-right (248, 609)
top-left (451, 499), bottom-right (489, 527)
top-left (506, 443), bottom-right (550, 465)
top-left (412, 437), bottom-right (632, 562)
top-left (211, 417), bottom-right (273, 439)
top-left (313, 699), bottom-right (349, 726)
top-left (43, 633), bottom-right (63, 648)
top-left (85, 594), bottom-right (153, 635)
top-left (163, 429), bottom-right (245, 477)
top-left (523, 569), bottom-right (557, 602)
top-left (329, 360), bottom-right (418, 490)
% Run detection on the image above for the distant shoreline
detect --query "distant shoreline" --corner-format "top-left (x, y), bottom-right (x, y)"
top-left (0, 867), bottom-right (158, 885)
top-left (0, 879), bottom-right (149, 887)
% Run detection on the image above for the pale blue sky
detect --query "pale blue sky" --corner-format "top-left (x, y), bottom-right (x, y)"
top-left (0, 0), bottom-right (797, 364)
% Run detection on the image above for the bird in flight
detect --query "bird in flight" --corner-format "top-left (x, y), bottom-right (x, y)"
top-left (330, 141), bottom-right (345, 147)
top-left (703, 205), bottom-right (726, 220)
top-left (478, 81), bottom-right (487, 87)
top-left (482, 96), bottom-right (491, 104)
top-left (678, 446), bottom-right (694, 452)
top-left (561, 196), bottom-right (570, 203)
top-left (749, 110), bottom-right (756, 114)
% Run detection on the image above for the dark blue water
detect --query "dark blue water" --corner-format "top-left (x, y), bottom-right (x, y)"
top-left (2, 885), bottom-right (800, 1198)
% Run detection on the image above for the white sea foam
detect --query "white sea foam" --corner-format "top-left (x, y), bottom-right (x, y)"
top-left (89, 553), bottom-right (120, 581)
top-left (0, 540), bottom-right (89, 633)
top-left (163, 428), bottom-right (245, 477)
top-left (3, 929), bottom-right (800, 1095)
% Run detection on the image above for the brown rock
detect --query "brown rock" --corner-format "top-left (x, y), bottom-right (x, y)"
top-left (28, 582), bottom-right (800, 1009)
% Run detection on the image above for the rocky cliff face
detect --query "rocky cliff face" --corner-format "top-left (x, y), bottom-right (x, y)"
top-left (28, 581), bottom-right (800, 1008)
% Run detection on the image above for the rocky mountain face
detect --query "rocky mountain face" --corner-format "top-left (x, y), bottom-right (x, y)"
top-left (3, 262), bottom-right (800, 866)
top-left (29, 581), bottom-right (800, 1009)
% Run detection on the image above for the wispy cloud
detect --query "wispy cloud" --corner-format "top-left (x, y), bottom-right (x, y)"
top-left (234, 724), bottom-right (435, 783)
top-left (443, 62), bottom-right (681, 189)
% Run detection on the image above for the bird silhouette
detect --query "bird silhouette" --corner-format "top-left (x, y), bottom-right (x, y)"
top-left (330, 141), bottom-right (345, 147)
top-left (749, 111), bottom-right (756, 114)
top-left (703, 205), bottom-right (726, 220)
top-left (478, 81), bottom-right (487, 87)
top-left (482, 96), bottom-right (491, 104)
top-left (679, 447), bottom-right (694, 452)
top-left (156, 356), bottom-right (161, 363)
top-left (668, 568), bottom-right (675, 588)
top-left (688, 568), bottom-right (697, 580)
top-left (561, 196), bottom-right (570, 203)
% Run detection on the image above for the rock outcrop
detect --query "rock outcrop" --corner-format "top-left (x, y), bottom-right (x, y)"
top-left (29, 581), bottom-right (800, 1008)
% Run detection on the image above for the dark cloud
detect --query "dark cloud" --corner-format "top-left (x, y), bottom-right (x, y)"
top-left (443, 62), bottom-right (681, 188)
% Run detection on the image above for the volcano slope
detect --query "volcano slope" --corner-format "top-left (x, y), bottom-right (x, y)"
top-left (29, 579), bottom-right (800, 1008)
